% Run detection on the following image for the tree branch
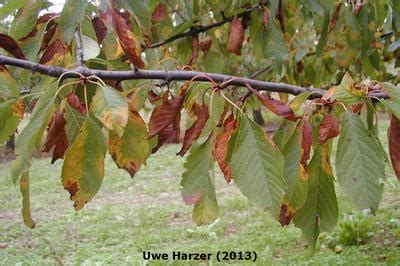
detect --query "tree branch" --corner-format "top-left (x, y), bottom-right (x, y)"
top-left (0, 54), bottom-right (388, 100)
top-left (74, 27), bottom-right (84, 68)
top-left (149, 5), bottom-right (259, 49)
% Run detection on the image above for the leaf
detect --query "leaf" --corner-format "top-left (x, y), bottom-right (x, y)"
top-left (0, 100), bottom-right (21, 142)
top-left (293, 145), bottom-right (338, 249)
top-left (213, 114), bottom-right (238, 183)
top-left (188, 35), bottom-right (199, 65)
top-left (59, 0), bottom-right (89, 44)
top-left (92, 17), bottom-right (107, 43)
top-left (90, 85), bottom-right (129, 137)
top-left (318, 113), bottom-right (340, 144)
top-left (178, 103), bottom-right (209, 156)
top-left (61, 118), bottom-right (106, 210)
top-left (0, 66), bottom-right (19, 99)
top-left (113, 10), bottom-right (145, 68)
top-left (42, 109), bottom-right (68, 164)
top-left (109, 105), bottom-right (149, 177)
top-left (9, 0), bottom-right (43, 40)
top-left (151, 3), bottom-right (168, 23)
top-left (199, 36), bottom-right (212, 56)
top-left (328, 3), bottom-right (342, 32)
top-left (0, 0), bottom-right (28, 18)
top-left (81, 34), bottom-right (100, 60)
top-left (20, 171), bottom-right (35, 228)
top-left (39, 38), bottom-right (68, 65)
top-left (389, 115), bottom-right (400, 181)
top-left (0, 34), bottom-right (26, 59)
top-left (301, 120), bottom-right (313, 167)
top-left (230, 116), bottom-right (285, 218)
top-left (332, 72), bottom-right (365, 105)
top-left (11, 82), bottom-right (57, 182)
top-left (181, 137), bottom-right (219, 225)
top-left (64, 101), bottom-right (86, 144)
top-left (382, 82), bottom-right (400, 119)
top-left (336, 112), bottom-right (385, 212)
top-left (227, 16), bottom-right (244, 55)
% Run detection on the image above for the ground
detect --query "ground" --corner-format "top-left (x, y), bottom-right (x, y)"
top-left (0, 120), bottom-right (399, 265)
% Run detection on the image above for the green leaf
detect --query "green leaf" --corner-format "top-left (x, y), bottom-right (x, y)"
top-left (64, 102), bottom-right (86, 144)
top-left (230, 116), bottom-right (285, 218)
top-left (382, 82), bottom-right (400, 119)
top-left (109, 106), bottom-right (149, 177)
top-left (61, 118), bottom-right (106, 210)
top-left (264, 21), bottom-right (289, 65)
top-left (0, 0), bottom-right (28, 18)
top-left (181, 137), bottom-right (219, 225)
top-left (293, 145), bottom-right (338, 249)
top-left (332, 72), bottom-right (365, 105)
top-left (90, 85), bottom-right (129, 137)
top-left (0, 100), bottom-right (20, 142)
top-left (9, 0), bottom-right (43, 40)
top-left (81, 34), bottom-right (100, 60)
top-left (0, 67), bottom-right (19, 99)
top-left (336, 112), bottom-right (384, 212)
top-left (60, 0), bottom-right (89, 44)
top-left (19, 171), bottom-right (35, 228)
top-left (19, 23), bottom-right (47, 61)
top-left (11, 82), bottom-right (58, 182)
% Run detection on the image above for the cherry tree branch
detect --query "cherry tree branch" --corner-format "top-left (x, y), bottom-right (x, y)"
top-left (74, 27), bottom-right (84, 68)
top-left (0, 54), bottom-right (388, 99)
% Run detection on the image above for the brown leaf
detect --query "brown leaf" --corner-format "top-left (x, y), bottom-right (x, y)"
top-left (0, 34), bottom-right (26, 59)
top-left (319, 113), bottom-right (340, 144)
top-left (199, 36), bottom-right (212, 56)
top-left (301, 120), bottom-right (313, 167)
top-left (39, 38), bottom-right (67, 65)
top-left (276, 0), bottom-right (285, 32)
top-left (92, 17), bottom-right (107, 43)
top-left (42, 109), bottom-right (68, 163)
top-left (113, 11), bottom-right (145, 68)
top-left (188, 35), bottom-right (199, 65)
top-left (178, 103), bottom-right (209, 156)
top-left (148, 90), bottom-right (161, 104)
top-left (12, 99), bottom-right (25, 119)
top-left (227, 16), bottom-right (244, 56)
top-left (21, 13), bottom-right (57, 41)
top-left (67, 93), bottom-right (87, 114)
top-left (328, 3), bottom-right (342, 32)
top-left (40, 22), bottom-right (57, 51)
top-left (263, 6), bottom-right (270, 28)
top-left (152, 112), bottom-right (181, 153)
top-left (279, 203), bottom-right (294, 226)
top-left (152, 4), bottom-right (168, 23)
top-left (213, 114), bottom-right (238, 183)
top-left (389, 115), bottom-right (400, 181)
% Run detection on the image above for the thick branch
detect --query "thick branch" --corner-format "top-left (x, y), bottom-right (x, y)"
top-left (0, 54), bottom-right (387, 99)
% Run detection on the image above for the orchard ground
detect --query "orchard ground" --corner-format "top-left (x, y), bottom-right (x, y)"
top-left (0, 118), bottom-right (399, 265)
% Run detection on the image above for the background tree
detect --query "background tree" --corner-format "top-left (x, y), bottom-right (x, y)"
top-left (0, 0), bottom-right (399, 249)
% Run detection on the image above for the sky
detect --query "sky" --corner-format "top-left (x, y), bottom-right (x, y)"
top-left (48, 0), bottom-right (66, 12)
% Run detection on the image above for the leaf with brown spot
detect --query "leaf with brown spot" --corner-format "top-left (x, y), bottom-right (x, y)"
top-left (42, 109), bottom-right (68, 164)
top-left (279, 203), bottom-right (294, 226)
top-left (61, 119), bottom-right (106, 210)
top-left (263, 6), bottom-right (270, 28)
top-left (151, 3), bottom-right (168, 23)
top-left (199, 36), bottom-right (212, 56)
top-left (301, 120), bottom-right (312, 167)
top-left (389, 115), bottom-right (400, 181)
top-left (227, 16), bottom-right (244, 56)
top-left (178, 103), bottom-right (209, 156)
top-left (149, 91), bottom-right (185, 138)
top-left (319, 113), bottom-right (340, 144)
top-left (39, 38), bottom-right (68, 65)
top-left (20, 171), bottom-right (35, 228)
top-left (188, 35), bottom-right (199, 65)
top-left (151, 112), bottom-right (181, 153)
top-left (113, 10), bottom-right (145, 68)
top-left (12, 99), bottom-right (25, 119)
top-left (67, 92), bottom-right (87, 114)
top-left (92, 17), bottom-right (107, 43)
top-left (213, 114), bottom-right (237, 183)
top-left (0, 34), bottom-right (26, 59)
top-left (109, 105), bottom-right (149, 177)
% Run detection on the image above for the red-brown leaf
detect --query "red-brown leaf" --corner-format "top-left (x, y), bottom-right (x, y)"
top-left (263, 6), bottom-right (270, 28)
top-left (40, 22), bottom-right (57, 51)
top-left (148, 92), bottom-right (185, 138)
top-left (213, 114), bottom-right (238, 183)
top-left (152, 112), bottom-right (181, 153)
top-left (178, 103), bottom-right (209, 156)
top-left (279, 203), bottom-right (294, 226)
top-left (319, 113), bottom-right (340, 144)
top-left (227, 16), bottom-right (244, 56)
top-left (39, 38), bottom-right (67, 64)
top-left (113, 11), bottom-right (145, 68)
top-left (199, 36), bottom-right (212, 56)
top-left (188, 35), bottom-right (199, 65)
top-left (301, 120), bottom-right (313, 166)
top-left (67, 93), bottom-right (87, 114)
top-left (0, 34), bottom-right (26, 59)
top-left (389, 115), bottom-right (400, 181)
top-left (328, 3), bottom-right (342, 32)
top-left (148, 90), bottom-right (161, 104)
top-left (92, 17), bottom-right (107, 43)
top-left (42, 109), bottom-right (68, 163)
top-left (152, 4), bottom-right (168, 23)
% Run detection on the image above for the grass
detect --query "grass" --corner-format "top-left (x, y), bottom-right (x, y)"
top-left (0, 120), bottom-right (400, 265)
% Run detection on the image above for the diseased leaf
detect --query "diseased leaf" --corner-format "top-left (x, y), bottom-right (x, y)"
top-left (332, 72), bottom-right (365, 105)
top-left (188, 35), bottom-right (199, 65)
top-left (90, 85), bottom-right (129, 137)
top-left (61, 118), bottom-right (106, 210)
top-left (336, 112), bottom-right (384, 212)
top-left (213, 114), bottom-right (238, 183)
top-left (20, 171), bottom-right (35, 228)
top-left (59, 0), bottom-right (89, 44)
top-left (0, 66), bottom-right (19, 99)
top-left (389, 115), bottom-right (400, 181)
top-left (227, 16), bottom-right (244, 56)
top-left (0, 34), bottom-right (26, 59)
top-left (301, 120), bottom-right (313, 167)
top-left (199, 36), bottom-right (212, 56)
top-left (151, 3), bottom-right (168, 23)
top-left (0, 100), bottom-right (21, 142)
top-left (109, 105), bottom-right (149, 177)
top-left (318, 113), bottom-right (340, 144)
top-left (293, 145), bottom-right (338, 249)
top-left (39, 38), bottom-right (68, 65)
top-left (178, 103), bottom-right (209, 156)
top-left (9, 0), bottom-right (43, 40)
top-left (181, 137), bottom-right (219, 225)
top-left (230, 116), bottom-right (285, 218)
top-left (42, 109), bottom-right (68, 164)
top-left (92, 17), bottom-right (107, 43)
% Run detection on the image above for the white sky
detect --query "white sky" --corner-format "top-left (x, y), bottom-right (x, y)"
top-left (48, 0), bottom-right (66, 13)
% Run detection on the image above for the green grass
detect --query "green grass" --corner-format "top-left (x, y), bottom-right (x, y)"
top-left (0, 121), bottom-right (400, 265)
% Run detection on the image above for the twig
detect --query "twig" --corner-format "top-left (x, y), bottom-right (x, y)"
top-left (74, 27), bottom-right (84, 68)
top-left (0, 54), bottom-right (388, 100)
